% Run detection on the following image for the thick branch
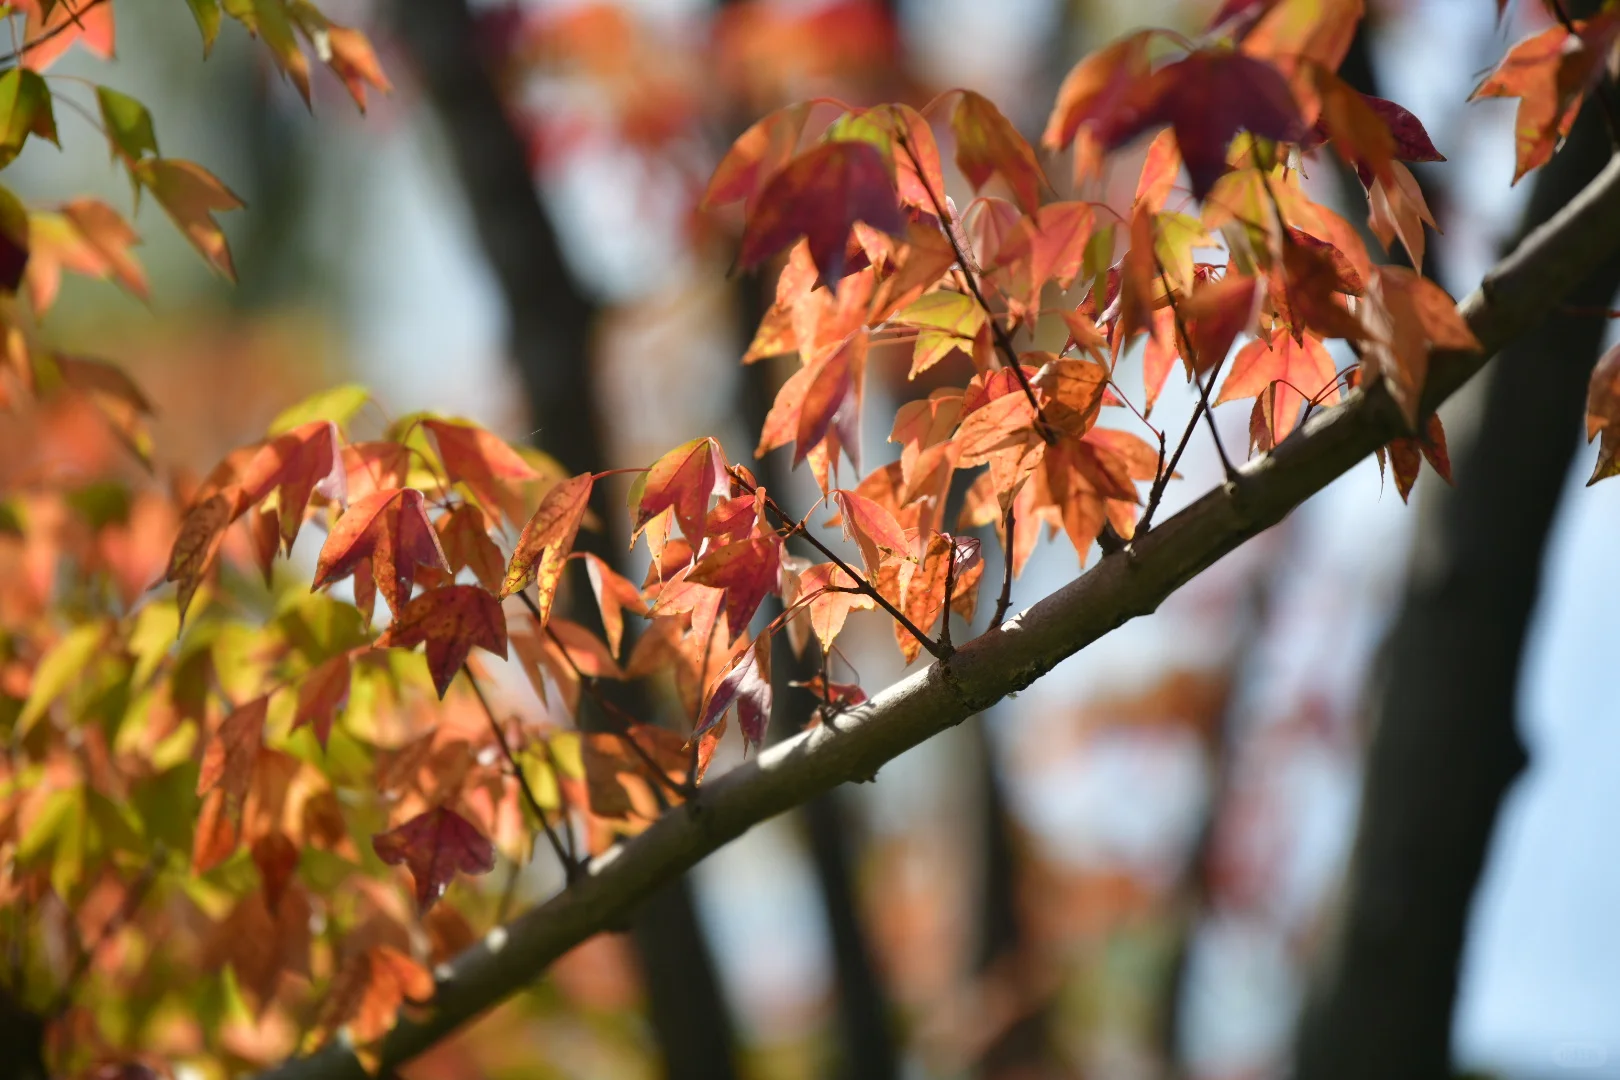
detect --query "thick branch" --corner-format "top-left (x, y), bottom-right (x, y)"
top-left (257, 150), bottom-right (1620, 1080)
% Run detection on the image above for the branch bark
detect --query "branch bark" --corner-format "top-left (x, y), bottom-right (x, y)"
top-left (256, 144), bottom-right (1620, 1080)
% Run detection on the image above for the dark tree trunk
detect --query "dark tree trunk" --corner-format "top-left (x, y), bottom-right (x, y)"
top-left (1292, 95), bottom-right (1620, 1080)
top-left (391, 4), bottom-right (740, 1078)
top-left (740, 269), bottom-right (903, 1080)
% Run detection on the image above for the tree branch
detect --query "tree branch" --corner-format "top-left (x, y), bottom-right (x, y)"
top-left (255, 149), bottom-right (1620, 1080)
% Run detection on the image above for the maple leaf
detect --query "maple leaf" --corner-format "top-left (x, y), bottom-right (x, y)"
top-left (317, 945), bottom-right (435, 1047)
top-left (635, 437), bottom-right (727, 544)
top-left (951, 90), bottom-right (1047, 213)
top-left (785, 561), bottom-right (877, 653)
top-left (1237, 0), bottom-right (1363, 75)
top-left (131, 158), bottom-right (243, 280)
top-left (1093, 50), bottom-right (1307, 200)
top-left (738, 140), bottom-right (904, 289)
top-left (1367, 159), bottom-right (1437, 272)
top-left (423, 418), bottom-right (540, 525)
top-left (501, 472), bottom-right (594, 626)
top-left (17, 0), bottom-right (115, 72)
top-left (1216, 332), bottom-right (1339, 443)
top-left (695, 632), bottom-right (773, 750)
top-left (437, 503), bottom-right (506, 593)
top-left (895, 532), bottom-right (954, 664)
top-left (703, 101), bottom-right (811, 212)
top-left (25, 198), bottom-right (147, 315)
top-left (236, 419), bottom-right (347, 553)
top-left (1043, 29), bottom-right (1158, 181)
top-left (1180, 272), bottom-right (1263, 376)
top-left (1585, 342), bottom-right (1620, 484)
top-left (987, 202), bottom-right (1095, 317)
top-left (1470, 17), bottom-right (1620, 183)
top-left (688, 534), bottom-right (783, 639)
top-left (890, 291), bottom-right (984, 378)
top-left (831, 489), bottom-right (912, 577)
top-left (373, 805), bottom-right (497, 912)
top-left (197, 695), bottom-right (268, 803)
top-left (583, 553), bottom-right (648, 658)
top-left (758, 331), bottom-right (868, 469)
top-left (1385, 414), bottom-right (1452, 502)
top-left (1134, 129), bottom-right (1183, 212)
top-left (312, 488), bottom-right (450, 619)
top-left (209, 884), bottom-right (311, 1012)
top-left (1357, 266), bottom-right (1480, 427)
top-left (162, 491), bottom-right (235, 623)
top-left (251, 831), bottom-right (300, 913)
top-left (292, 653), bottom-right (351, 751)
top-left (378, 584), bottom-right (509, 699)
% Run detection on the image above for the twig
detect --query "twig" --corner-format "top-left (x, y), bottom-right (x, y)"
top-left (1138, 356), bottom-right (1229, 538)
top-left (731, 470), bottom-right (949, 660)
top-left (991, 502), bottom-right (1016, 627)
top-left (1158, 264), bottom-right (1238, 481)
top-left (461, 664), bottom-right (577, 882)
top-left (897, 133), bottom-right (1055, 443)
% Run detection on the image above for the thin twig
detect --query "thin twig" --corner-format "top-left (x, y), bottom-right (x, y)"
top-left (991, 501), bottom-right (1016, 628)
top-left (462, 664), bottom-right (576, 881)
top-left (1138, 357), bottom-right (1229, 538)
top-left (731, 469), bottom-right (949, 660)
top-left (897, 133), bottom-right (1055, 443)
top-left (1158, 264), bottom-right (1238, 480)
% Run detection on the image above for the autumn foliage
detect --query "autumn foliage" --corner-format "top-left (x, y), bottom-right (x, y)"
top-left (2, 0), bottom-right (1617, 1076)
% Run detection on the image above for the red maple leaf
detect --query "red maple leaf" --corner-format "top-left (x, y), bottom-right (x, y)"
top-left (738, 140), bottom-right (904, 289)
top-left (372, 805), bottom-right (497, 912)
top-left (312, 488), bottom-right (450, 619)
top-left (378, 584), bottom-right (509, 699)
top-left (1094, 50), bottom-right (1307, 199)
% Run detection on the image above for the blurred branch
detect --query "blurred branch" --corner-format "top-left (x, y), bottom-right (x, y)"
top-left (1292, 100), bottom-right (1620, 1080)
top-left (252, 126), bottom-right (1620, 1080)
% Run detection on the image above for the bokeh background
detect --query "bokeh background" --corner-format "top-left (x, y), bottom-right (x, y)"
top-left (13, 0), bottom-right (1620, 1076)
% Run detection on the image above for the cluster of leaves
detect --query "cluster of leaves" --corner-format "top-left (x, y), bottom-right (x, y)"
top-left (3, 0), bottom-right (1617, 1074)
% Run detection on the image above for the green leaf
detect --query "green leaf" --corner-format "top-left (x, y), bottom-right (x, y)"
top-left (268, 383), bottom-right (370, 435)
top-left (17, 621), bottom-right (110, 736)
top-left (96, 86), bottom-right (159, 166)
top-left (0, 68), bottom-right (57, 168)
top-left (186, 0), bottom-right (223, 53)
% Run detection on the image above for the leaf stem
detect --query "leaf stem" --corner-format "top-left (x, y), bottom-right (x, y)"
top-left (461, 663), bottom-right (577, 882)
top-left (897, 133), bottom-right (1055, 444)
top-left (1158, 263), bottom-right (1237, 481)
top-left (731, 469), bottom-right (948, 660)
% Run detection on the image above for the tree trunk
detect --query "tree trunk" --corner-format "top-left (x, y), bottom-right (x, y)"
top-left (740, 272), bottom-right (902, 1080)
top-left (390, 4), bottom-right (739, 1077)
top-left (1292, 100), bottom-right (1620, 1080)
